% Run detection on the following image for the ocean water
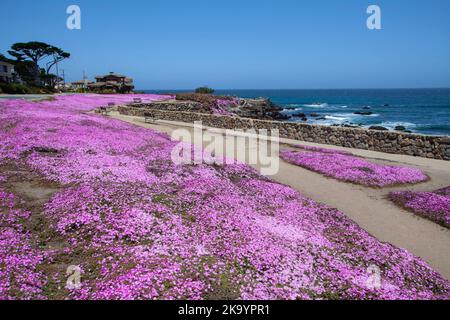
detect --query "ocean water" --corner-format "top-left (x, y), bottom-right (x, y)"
top-left (146, 89), bottom-right (450, 136)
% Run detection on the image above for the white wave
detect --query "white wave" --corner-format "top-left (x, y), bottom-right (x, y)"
top-left (282, 107), bottom-right (303, 113)
top-left (331, 113), bottom-right (361, 120)
top-left (376, 121), bottom-right (417, 130)
top-left (365, 113), bottom-right (380, 117)
top-left (303, 103), bottom-right (329, 108)
top-left (325, 115), bottom-right (347, 121)
top-left (312, 113), bottom-right (357, 126)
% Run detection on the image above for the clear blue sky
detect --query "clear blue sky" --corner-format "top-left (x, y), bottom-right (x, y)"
top-left (1, 0), bottom-right (449, 89)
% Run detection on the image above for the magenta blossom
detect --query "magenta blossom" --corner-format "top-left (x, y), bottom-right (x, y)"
top-left (389, 187), bottom-right (450, 228)
top-left (280, 149), bottom-right (428, 187)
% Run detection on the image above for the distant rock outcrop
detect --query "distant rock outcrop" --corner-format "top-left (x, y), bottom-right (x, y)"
top-left (369, 126), bottom-right (389, 131)
top-left (229, 97), bottom-right (290, 120)
top-left (354, 111), bottom-right (373, 115)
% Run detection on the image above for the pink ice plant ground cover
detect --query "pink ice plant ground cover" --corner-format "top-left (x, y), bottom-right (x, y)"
top-left (0, 94), bottom-right (449, 300)
top-left (389, 187), bottom-right (450, 228)
top-left (288, 144), bottom-right (352, 155)
top-left (0, 189), bottom-right (49, 299)
top-left (212, 98), bottom-right (236, 115)
top-left (280, 148), bottom-right (428, 187)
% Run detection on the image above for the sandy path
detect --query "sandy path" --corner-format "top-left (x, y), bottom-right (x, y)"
top-left (108, 112), bottom-right (450, 279)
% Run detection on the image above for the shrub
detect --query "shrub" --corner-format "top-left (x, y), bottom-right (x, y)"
top-left (195, 86), bottom-right (214, 94)
top-left (0, 83), bottom-right (31, 94)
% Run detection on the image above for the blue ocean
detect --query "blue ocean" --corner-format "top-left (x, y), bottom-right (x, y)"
top-left (146, 88), bottom-right (450, 136)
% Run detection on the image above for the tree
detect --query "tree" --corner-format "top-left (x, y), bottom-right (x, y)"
top-left (195, 86), bottom-right (215, 94)
top-left (40, 72), bottom-right (62, 88)
top-left (45, 49), bottom-right (70, 75)
top-left (0, 53), bottom-right (14, 64)
top-left (13, 60), bottom-right (39, 85)
top-left (8, 42), bottom-right (70, 86)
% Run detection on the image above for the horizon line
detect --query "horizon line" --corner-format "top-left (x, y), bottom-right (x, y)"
top-left (137, 87), bottom-right (450, 91)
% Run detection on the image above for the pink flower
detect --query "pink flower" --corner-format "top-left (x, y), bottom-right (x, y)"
top-left (281, 149), bottom-right (428, 187)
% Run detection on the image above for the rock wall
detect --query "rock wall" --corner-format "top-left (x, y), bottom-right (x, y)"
top-left (118, 106), bottom-right (450, 160)
top-left (129, 101), bottom-right (208, 113)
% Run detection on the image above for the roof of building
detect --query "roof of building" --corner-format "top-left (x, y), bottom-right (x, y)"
top-left (88, 81), bottom-right (134, 87)
top-left (95, 72), bottom-right (128, 79)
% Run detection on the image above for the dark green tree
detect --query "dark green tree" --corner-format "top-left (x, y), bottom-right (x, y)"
top-left (195, 86), bottom-right (215, 94)
top-left (8, 42), bottom-right (70, 86)
top-left (45, 49), bottom-right (70, 75)
top-left (13, 61), bottom-right (39, 85)
top-left (0, 53), bottom-right (14, 64)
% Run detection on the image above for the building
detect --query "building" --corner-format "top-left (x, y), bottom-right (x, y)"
top-left (0, 61), bottom-right (15, 83)
top-left (71, 79), bottom-right (94, 90)
top-left (87, 72), bottom-right (134, 93)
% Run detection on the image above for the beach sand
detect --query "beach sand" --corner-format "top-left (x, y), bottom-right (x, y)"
top-left (109, 111), bottom-right (450, 279)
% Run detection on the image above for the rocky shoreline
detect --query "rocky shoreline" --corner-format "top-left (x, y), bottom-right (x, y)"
top-left (118, 94), bottom-right (445, 135)
top-left (113, 94), bottom-right (420, 134)
top-left (117, 103), bottom-right (450, 160)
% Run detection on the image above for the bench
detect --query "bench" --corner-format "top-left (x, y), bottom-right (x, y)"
top-left (99, 106), bottom-right (109, 115)
top-left (144, 112), bottom-right (157, 123)
top-left (99, 103), bottom-right (116, 115)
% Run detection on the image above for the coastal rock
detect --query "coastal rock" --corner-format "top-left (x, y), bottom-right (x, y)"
top-left (395, 126), bottom-right (406, 131)
top-left (354, 111), bottom-right (373, 115)
top-left (292, 112), bottom-right (306, 118)
top-left (369, 126), bottom-right (389, 131)
top-left (230, 97), bottom-right (288, 121)
top-left (445, 149), bottom-right (450, 157)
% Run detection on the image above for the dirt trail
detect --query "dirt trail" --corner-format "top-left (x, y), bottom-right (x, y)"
top-left (109, 112), bottom-right (450, 279)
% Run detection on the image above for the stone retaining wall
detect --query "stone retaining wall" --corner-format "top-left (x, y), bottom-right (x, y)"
top-left (130, 101), bottom-right (208, 113)
top-left (118, 106), bottom-right (450, 160)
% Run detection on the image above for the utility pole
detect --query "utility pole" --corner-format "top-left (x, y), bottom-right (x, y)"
top-left (55, 54), bottom-right (60, 89)
top-left (61, 69), bottom-right (66, 85)
top-left (83, 70), bottom-right (87, 89)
